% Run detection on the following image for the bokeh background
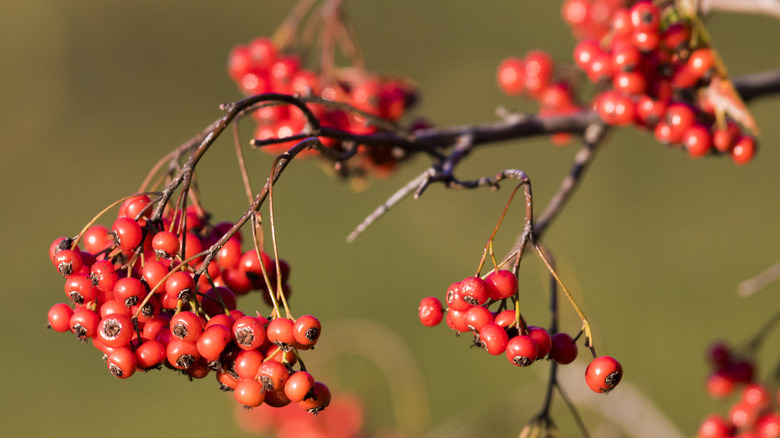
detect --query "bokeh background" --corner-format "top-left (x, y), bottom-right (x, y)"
top-left (2, 2), bottom-right (779, 437)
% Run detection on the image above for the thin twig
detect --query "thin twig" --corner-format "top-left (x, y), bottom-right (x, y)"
top-left (346, 168), bottom-right (434, 242)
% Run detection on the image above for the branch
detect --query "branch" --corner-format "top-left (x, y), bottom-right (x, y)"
top-left (699, 0), bottom-right (780, 19)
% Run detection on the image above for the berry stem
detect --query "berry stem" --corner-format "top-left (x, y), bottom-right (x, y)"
top-left (534, 242), bottom-right (594, 354)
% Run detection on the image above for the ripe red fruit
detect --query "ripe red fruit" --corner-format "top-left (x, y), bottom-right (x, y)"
top-left (233, 316), bottom-right (267, 350)
top-left (506, 335), bottom-right (538, 367)
top-left (48, 303), bottom-right (74, 332)
top-left (53, 249), bottom-right (83, 277)
top-left (688, 48), bottom-right (715, 79)
top-left (683, 124), bottom-right (713, 158)
top-left (135, 340), bottom-right (166, 370)
top-left (698, 414), bottom-right (731, 438)
top-left (293, 315), bottom-right (321, 348)
top-left (445, 281), bottom-right (471, 311)
top-left (707, 371), bottom-right (736, 398)
top-left (478, 323), bottom-right (509, 356)
top-left (266, 317), bottom-right (296, 351)
top-left (113, 277), bottom-right (147, 307)
top-left (97, 313), bottom-right (134, 348)
top-left (549, 332), bottom-right (578, 364)
top-left (298, 381), bottom-right (331, 414)
top-left (234, 378), bottom-right (266, 408)
top-left (166, 338), bottom-right (200, 370)
top-left (107, 347), bottom-right (137, 379)
top-left (165, 271), bottom-right (196, 302)
top-left (257, 360), bottom-right (290, 392)
top-left (170, 311), bottom-right (204, 343)
top-left (445, 309), bottom-right (470, 333)
top-left (459, 276), bottom-right (490, 306)
top-left (485, 270), bottom-right (517, 300)
top-left (111, 217), bottom-right (143, 251)
top-left (233, 349), bottom-right (265, 380)
top-left (70, 307), bottom-right (101, 340)
top-left (464, 306), bottom-right (494, 332)
top-left (285, 371), bottom-right (316, 403)
top-left (523, 50), bottom-right (554, 97)
top-left (731, 136), bottom-right (757, 165)
top-left (497, 57), bottom-right (525, 96)
top-left (418, 297), bottom-right (444, 327)
top-left (151, 231), bottom-right (180, 259)
top-left (196, 324), bottom-right (233, 362)
top-left (585, 356), bottom-right (623, 393)
top-left (527, 326), bottom-right (553, 358)
top-left (595, 90), bottom-right (635, 126)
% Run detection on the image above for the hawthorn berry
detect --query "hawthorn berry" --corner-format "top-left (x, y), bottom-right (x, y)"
top-left (293, 315), bottom-right (321, 348)
top-left (585, 356), bottom-right (623, 393)
top-left (506, 335), bottom-right (538, 367)
top-left (107, 347), bottom-right (138, 379)
top-left (234, 378), bottom-right (266, 408)
top-left (418, 296), bottom-right (444, 327)
top-left (285, 371), bottom-right (316, 403)
top-left (478, 323), bottom-right (509, 356)
top-left (233, 316), bottom-right (267, 351)
top-left (298, 382), bottom-right (331, 415)
top-left (549, 332), bottom-right (578, 365)
top-left (47, 303), bottom-right (74, 332)
top-left (97, 313), bottom-right (134, 348)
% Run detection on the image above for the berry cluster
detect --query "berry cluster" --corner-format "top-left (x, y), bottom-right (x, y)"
top-left (47, 194), bottom-right (330, 414)
top-left (705, 341), bottom-right (757, 399)
top-left (228, 37), bottom-right (417, 177)
top-left (418, 270), bottom-right (622, 394)
top-left (698, 382), bottom-right (780, 438)
top-left (499, 0), bottom-right (758, 164)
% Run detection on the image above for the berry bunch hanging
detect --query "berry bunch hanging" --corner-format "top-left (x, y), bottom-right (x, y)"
top-left (498, 0), bottom-right (759, 164)
top-left (227, 5), bottom-right (418, 179)
top-left (47, 193), bottom-right (331, 414)
top-left (418, 175), bottom-right (623, 395)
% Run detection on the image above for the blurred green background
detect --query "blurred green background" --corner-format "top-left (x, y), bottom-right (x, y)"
top-left (2, 2), bottom-right (779, 437)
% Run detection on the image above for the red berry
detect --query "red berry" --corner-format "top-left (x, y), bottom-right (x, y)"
top-left (111, 217), bottom-right (143, 251)
top-left (266, 317), bottom-right (295, 351)
top-left (485, 270), bottom-right (517, 300)
top-left (459, 276), bottom-right (490, 306)
top-left (698, 414), bottom-right (732, 438)
top-left (585, 356), bottom-right (623, 393)
top-left (170, 311), bottom-right (204, 343)
top-left (233, 316), bottom-right (267, 350)
top-left (298, 382), bottom-right (331, 414)
top-left (234, 378), bottom-right (266, 408)
top-left (233, 349), bottom-right (265, 380)
top-left (524, 50), bottom-right (554, 97)
top-left (293, 315), bottom-right (321, 348)
top-left (731, 136), bottom-right (757, 165)
top-left (107, 347), bottom-right (137, 379)
top-left (97, 313), bottom-right (134, 348)
top-left (683, 124), bottom-right (713, 158)
top-left (257, 360), bottom-right (290, 392)
top-left (113, 277), bottom-right (147, 307)
top-left (478, 323), bottom-right (509, 355)
top-left (549, 332), bottom-right (578, 365)
top-left (69, 307), bottom-right (100, 340)
top-left (527, 326), bottom-right (552, 358)
top-left (196, 324), bottom-right (233, 362)
top-left (47, 303), bottom-right (74, 332)
top-left (497, 57), bottom-right (526, 96)
top-left (419, 297), bottom-right (444, 327)
top-left (595, 90), bottom-right (635, 126)
top-left (166, 338), bottom-right (200, 370)
top-left (464, 306), bottom-right (494, 332)
top-left (135, 340), bottom-right (166, 370)
top-left (688, 48), bottom-right (715, 79)
top-left (164, 271), bottom-right (196, 302)
top-left (285, 371), bottom-right (315, 403)
top-left (506, 335), bottom-right (538, 367)
top-left (151, 231), bottom-right (180, 259)
top-left (629, 1), bottom-right (659, 32)
top-left (53, 249), bottom-right (83, 277)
